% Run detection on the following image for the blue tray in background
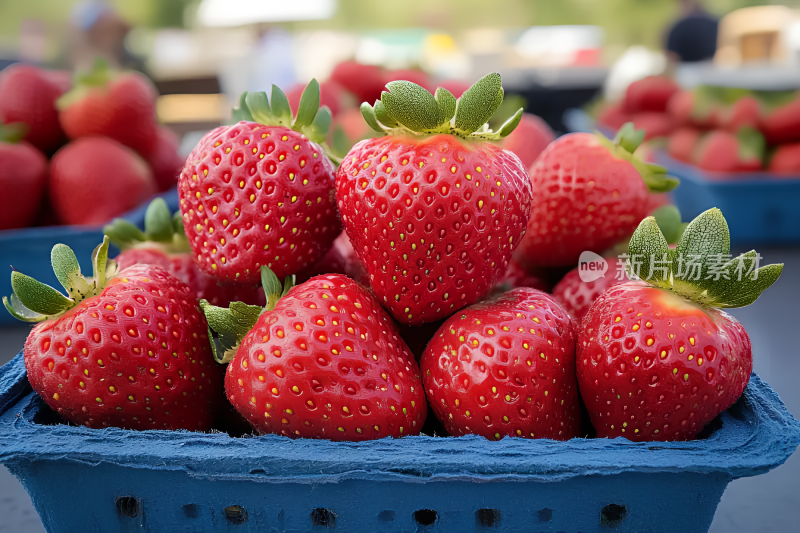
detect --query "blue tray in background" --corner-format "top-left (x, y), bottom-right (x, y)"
top-left (0, 351), bottom-right (798, 533)
top-left (652, 151), bottom-right (800, 246)
top-left (0, 189), bottom-right (179, 326)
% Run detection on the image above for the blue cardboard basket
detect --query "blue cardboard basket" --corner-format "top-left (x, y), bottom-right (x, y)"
top-left (0, 352), bottom-right (798, 533)
top-left (0, 189), bottom-right (179, 326)
top-left (653, 151), bottom-right (800, 246)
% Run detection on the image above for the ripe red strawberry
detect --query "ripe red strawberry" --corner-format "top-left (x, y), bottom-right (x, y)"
top-left (0, 64), bottom-right (66, 154)
top-left (421, 288), bottom-right (581, 440)
top-left (597, 102), bottom-right (631, 131)
top-left (553, 257), bottom-right (626, 321)
top-left (668, 127), bottom-right (702, 162)
top-left (57, 59), bottom-right (159, 158)
top-left (50, 136), bottom-right (156, 225)
top-left (768, 142), bottom-right (800, 175)
top-left (514, 123), bottom-right (678, 268)
top-left (296, 231), bottom-right (368, 285)
top-left (759, 91), bottom-right (800, 145)
top-left (287, 80), bottom-right (343, 116)
top-left (577, 209), bottom-right (782, 441)
top-left (0, 123), bottom-right (48, 230)
top-left (719, 96), bottom-right (760, 131)
top-left (624, 76), bottom-right (679, 113)
top-left (201, 268), bottom-right (427, 440)
top-left (630, 112), bottom-right (674, 140)
top-left (494, 257), bottom-right (550, 293)
top-left (330, 61), bottom-right (386, 105)
top-left (146, 127), bottom-right (184, 192)
top-left (179, 80), bottom-right (339, 284)
top-left (500, 112), bottom-right (555, 169)
top-left (105, 198), bottom-right (263, 307)
top-left (337, 73), bottom-right (532, 325)
top-left (3, 238), bottom-right (223, 430)
top-left (693, 128), bottom-right (764, 173)
top-left (667, 89), bottom-right (720, 129)
top-left (437, 80), bottom-right (470, 98)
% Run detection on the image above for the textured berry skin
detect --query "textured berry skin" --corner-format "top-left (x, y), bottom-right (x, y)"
top-left (0, 140), bottom-right (47, 230)
top-left (23, 264), bottom-right (223, 431)
top-left (553, 258), bottom-right (626, 321)
top-left (422, 288), bottom-right (581, 441)
top-left (296, 231), bottom-right (368, 285)
top-left (337, 134), bottom-right (533, 325)
top-left (50, 137), bottom-right (156, 226)
top-left (115, 249), bottom-right (264, 307)
top-left (500, 113), bottom-right (555, 169)
top-left (59, 71), bottom-right (159, 158)
top-left (515, 133), bottom-right (650, 268)
top-left (225, 274), bottom-right (426, 440)
top-left (179, 123), bottom-right (339, 284)
top-left (577, 282), bottom-right (752, 442)
top-left (0, 64), bottom-right (66, 154)
top-left (495, 257), bottom-right (550, 293)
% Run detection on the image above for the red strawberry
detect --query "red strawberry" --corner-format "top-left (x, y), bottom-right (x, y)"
top-left (668, 127), bottom-right (702, 162)
top-left (337, 73), bottom-right (532, 325)
top-left (179, 80), bottom-right (339, 284)
top-left (759, 91), bottom-right (800, 145)
top-left (0, 64), bottom-right (66, 154)
top-left (330, 61), bottom-right (386, 105)
top-left (668, 89), bottom-right (719, 129)
top-left (50, 137), bottom-right (156, 226)
top-left (296, 231), bottom-right (368, 285)
top-left (57, 59), bottom-right (159, 158)
top-left (577, 209), bottom-right (782, 441)
top-left (720, 96), bottom-right (760, 131)
top-left (500, 112), bottom-right (555, 169)
top-left (105, 198), bottom-right (263, 307)
top-left (693, 128), bottom-right (764, 173)
top-left (597, 103), bottom-right (631, 131)
top-left (385, 69), bottom-right (432, 92)
top-left (146, 127), bottom-right (183, 192)
top-left (495, 257), bottom-right (550, 293)
top-left (3, 238), bottom-right (223, 430)
top-left (624, 76), bottom-right (679, 113)
top-left (0, 123), bottom-right (48, 230)
top-left (630, 112), bottom-right (674, 140)
top-left (201, 268), bottom-right (427, 440)
top-left (553, 257), bottom-right (626, 321)
top-left (514, 123), bottom-right (678, 268)
top-left (287, 80), bottom-right (343, 117)
top-left (437, 80), bottom-right (470, 98)
top-left (421, 288), bottom-right (581, 441)
top-left (768, 142), bottom-right (800, 175)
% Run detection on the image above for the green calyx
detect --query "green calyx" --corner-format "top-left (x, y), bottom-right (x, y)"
top-left (104, 197), bottom-right (189, 254)
top-left (200, 265), bottom-right (295, 364)
top-left (57, 58), bottom-right (114, 110)
top-left (0, 122), bottom-right (28, 144)
top-left (626, 208), bottom-right (782, 309)
top-left (597, 123), bottom-right (679, 193)
top-left (3, 237), bottom-right (117, 323)
top-left (360, 72), bottom-right (523, 141)
top-left (232, 79), bottom-right (331, 144)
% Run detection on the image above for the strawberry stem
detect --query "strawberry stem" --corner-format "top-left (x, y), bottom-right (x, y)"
top-left (104, 198), bottom-right (189, 254)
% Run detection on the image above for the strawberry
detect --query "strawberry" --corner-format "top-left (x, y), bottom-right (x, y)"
top-left (759, 91), bottom-right (800, 145)
top-left (577, 208), bottom-right (782, 441)
top-left (287, 80), bottom-right (343, 117)
top-left (693, 128), bottom-right (764, 173)
top-left (421, 288), bottom-right (581, 440)
top-left (330, 61), bottom-right (386, 105)
top-left (50, 136), bottom-right (156, 226)
top-left (200, 267), bottom-right (427, 440)
top-left (57, 59), bottom-right (159, 158)
top-left (597, 102), bottom-right (631, 131)
top-left (514, 123), bottom-right (678, 268)
top-left (385, 69), bottom-right (432, 92)
top-left (0, 63), bottom-right (66, 154)
top-left (337, 73), bottom-right (532, 325)
top-left (105, 198), bottom-right (263, 307)
top-left (623, 76), bottom-right (679, 113)
top-left (494, 257), bottom-right (550, 293)
top-left (296, 231), bottom-right (368, 285)
top-left (768, 142), bottom-right (800, 175)
top-left (146, 127), bottom-right (184, 192)
top-left (553, 257), bottom-right (626, 322)
top-left (437, 80), bottom-right (470, 98)
top-left (668, 127), bottom-right (702, 162)
top-left (0, 123), bottom-right (48, 230)
top-left (500, 112), bottom-right (555, 169)
top-left (630, 112), bottom-right (674, 140)
top-left (668, 89), bottom-right (720, 129)
top-left (3, 237), bottom-right (222, 430)
top-left (179, 80), bottom-right (339, 284)
top-left (719, 96), bottom-right (760, 131)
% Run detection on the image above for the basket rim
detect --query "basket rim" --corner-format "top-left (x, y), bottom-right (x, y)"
top-left (1, 351), bottom-right (798, 484)
top-left (653, 150), bottom-right (800, 185)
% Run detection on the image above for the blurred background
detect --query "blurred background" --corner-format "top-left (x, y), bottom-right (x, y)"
top-left (3, 1), bottom-right (800, 532)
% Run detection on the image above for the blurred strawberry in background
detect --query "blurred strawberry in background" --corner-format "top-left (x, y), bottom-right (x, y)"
top-left (145, 127), bottom-right (184, 192)
top-left (287, 80), bottom-right (344, 116)
top-left (0, 123), bottom-right (48, 230)
top-left (329, 60), bottom-right (386, 105)
top-left (500, 113), bottom-right (555, 169)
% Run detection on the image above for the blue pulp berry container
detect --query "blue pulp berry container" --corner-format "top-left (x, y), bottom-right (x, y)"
top-left (0, 189), bottom-right (179, 326)
top-left (0, 353), bottom-right (798, 533)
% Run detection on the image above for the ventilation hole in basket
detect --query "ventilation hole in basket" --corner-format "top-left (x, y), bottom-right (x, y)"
top-left (182, 504), bottom-right (199, 519)
top-left (537, 508), bottom-right (552, 523)
top-left (115, 496), bottom-right (141, 518)
top-left (378, 510), bottom-right (396, 522)
top-left (224, 505), bottom-right (248, 524)
top-left (310, 508), bottom-right (336, 527)
top-left (250, 468), bottom-right (267, 475)
top-left (413, 509), bottom-right (438, 526)
top-left (600, 504), bottom-right (627, 527)
top-left (476, 508), bottom-right (500, 528)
